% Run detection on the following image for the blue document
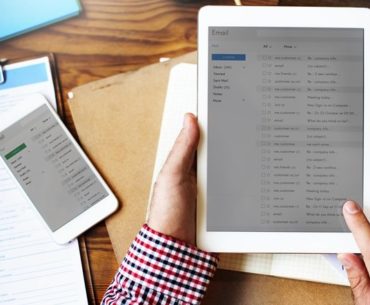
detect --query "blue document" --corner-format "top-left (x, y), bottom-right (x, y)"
top-left (0, 0), bottom-right (81, 41)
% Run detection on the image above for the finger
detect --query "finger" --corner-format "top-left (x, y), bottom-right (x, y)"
top-left (338, 253), bottom-right (370, 303)
top-left (343, 201), bottom-right (370, 270)
top-left (161, 113), bottom-right (200, 177)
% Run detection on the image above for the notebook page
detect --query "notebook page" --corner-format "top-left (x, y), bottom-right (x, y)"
top-left (153, 63), bottom-right (348, 285)
top-left (146, 63), bottom-right (198, 219)
top-left (323, 253), bottom-right (348, 279)
top-left (270, 254), bottom-right (349, 286)
top-left (218, 253), bottom-right (273, 275)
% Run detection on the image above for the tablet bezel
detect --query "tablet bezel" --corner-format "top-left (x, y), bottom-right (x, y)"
top-left (0, 94), bottom-right (118, 244)
top-left (197, 6), bottom-right (369, 253)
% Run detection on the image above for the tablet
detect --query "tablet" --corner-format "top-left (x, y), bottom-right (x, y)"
top-left (197, 6), bottom-right (369, 253)
top-left (0, 94), bottom-right (118, 244)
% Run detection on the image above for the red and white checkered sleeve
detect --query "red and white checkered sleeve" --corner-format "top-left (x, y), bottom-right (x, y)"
top-left (101, 224), bottom-right (218, 305)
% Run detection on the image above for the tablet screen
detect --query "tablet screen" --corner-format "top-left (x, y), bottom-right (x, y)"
top-left (0, 104), bottom-right (109, 231)
top-left (207, 27), bottom-right (364, 232)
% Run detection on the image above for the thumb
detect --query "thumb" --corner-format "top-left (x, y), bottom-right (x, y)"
top-left (343, 201), bottom-right (370, 269)
top-left (161, 113), bottom-right (200, 177)
top-left (338, 253), bottom-right (370, 304)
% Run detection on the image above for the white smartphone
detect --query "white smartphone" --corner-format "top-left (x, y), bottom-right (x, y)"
top-left (0, 94), bottom-right (118, 244)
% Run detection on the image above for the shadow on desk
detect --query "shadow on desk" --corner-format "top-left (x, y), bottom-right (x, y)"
top-left (203, 270), bottom-right (353, 305)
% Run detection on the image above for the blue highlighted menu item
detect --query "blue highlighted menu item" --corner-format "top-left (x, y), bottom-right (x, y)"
top-left (212, 54), bottom-right (246, 61)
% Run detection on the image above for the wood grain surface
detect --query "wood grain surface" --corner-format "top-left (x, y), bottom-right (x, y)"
top-left (0, 0), bottom-right (367, 303)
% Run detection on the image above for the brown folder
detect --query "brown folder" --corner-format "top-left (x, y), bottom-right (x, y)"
top-left (68, 52), bottom-right (197, 261)
top-left (68, 52), bottom-right (352, 305)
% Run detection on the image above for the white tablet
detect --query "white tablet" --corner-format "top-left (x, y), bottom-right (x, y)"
top-left (0, 94), bottom-right (118, 244)
top-left (197, 6), bottom-right (369, 253)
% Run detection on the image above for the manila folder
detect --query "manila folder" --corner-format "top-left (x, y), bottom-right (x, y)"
top-left (68, 52), bottom-right (196, 262)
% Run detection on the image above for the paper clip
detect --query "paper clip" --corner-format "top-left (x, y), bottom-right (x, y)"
top-left (0, 58), bottom-right (8, 84)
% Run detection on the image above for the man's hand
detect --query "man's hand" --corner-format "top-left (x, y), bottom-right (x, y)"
top-left (338, 201), bottom-right (370, 305)
top-left (147, 113), bottom-right (199, 245)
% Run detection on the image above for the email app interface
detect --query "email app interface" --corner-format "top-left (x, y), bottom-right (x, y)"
top-left (207, 27), bottom-right (364, 232)
top-left (0, 105), bottom-right (108, 231)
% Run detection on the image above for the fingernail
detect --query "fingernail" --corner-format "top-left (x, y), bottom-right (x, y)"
top-left (344, 201), bottom-right (360, 215)
top-left (183, 115), bottom-right (188, 128)
top-left (337, 255), bottom-right (351, 269)
top-left (183, 114), bottom-right (191, 129)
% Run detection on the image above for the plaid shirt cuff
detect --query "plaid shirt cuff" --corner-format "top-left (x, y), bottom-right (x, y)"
top-left (102, 224), bottom-right (218, 305)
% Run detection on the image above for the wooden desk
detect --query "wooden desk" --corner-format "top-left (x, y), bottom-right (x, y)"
top-left (1, 0), bottom-right (368, 303)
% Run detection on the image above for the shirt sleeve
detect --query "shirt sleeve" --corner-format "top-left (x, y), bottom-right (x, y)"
top-left (101, 224), bottom-right (218, 305)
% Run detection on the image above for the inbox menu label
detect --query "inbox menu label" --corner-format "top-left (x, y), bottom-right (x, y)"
top-left (207, 27), bottom-right (364, 232)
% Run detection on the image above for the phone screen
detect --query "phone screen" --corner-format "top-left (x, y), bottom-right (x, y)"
top-left (207, 27), bottom-right (364, 232)
top-left (0, 104), bottom-right (109, 231)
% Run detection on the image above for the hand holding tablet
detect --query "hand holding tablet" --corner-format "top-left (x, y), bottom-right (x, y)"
top-left (197, 6), bottom-right (369, 253)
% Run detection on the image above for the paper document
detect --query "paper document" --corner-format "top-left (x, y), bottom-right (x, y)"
top-left (0, 58), bottom-right (88, 304)
top-left (151, 63), bottom-right (349, 286)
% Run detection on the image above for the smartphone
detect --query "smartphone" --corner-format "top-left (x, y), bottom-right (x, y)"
top-left (0, 94), bottom-right (118, 244)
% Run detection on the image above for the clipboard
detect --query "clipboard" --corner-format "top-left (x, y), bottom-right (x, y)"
top-left (0, 54), bottom-right (64, 116)
top-left (0, 54), bottom-right (96, 305)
